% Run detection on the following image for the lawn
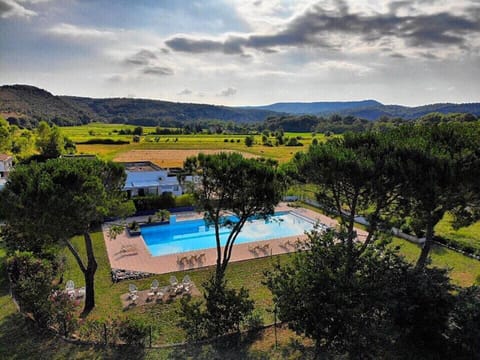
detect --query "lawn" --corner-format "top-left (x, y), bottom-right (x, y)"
top-left (435, 212), bottom-right (480, 252)
top-left (61, 231), bottom-right (292, 344)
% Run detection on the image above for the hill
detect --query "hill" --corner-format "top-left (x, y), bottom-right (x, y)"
top-left (248, 101), bottom-right (480, 120)
top-left (61, 96), bottom-right (276, 126)
top-left (1, 84), bottom-right (479, 126)
top-left (0, 85), bottom-right (96, 127)
top-left (246, 100), bottom-right (382, 114)
top-left (0, 85), bottom-right (275, 127)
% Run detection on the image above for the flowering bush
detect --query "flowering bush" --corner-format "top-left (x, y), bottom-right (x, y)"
top-left (49, 291), bottom-right (79, 337)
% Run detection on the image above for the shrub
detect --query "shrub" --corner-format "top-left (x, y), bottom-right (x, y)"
top-left (155, 209), bottom-right (170, 222)
top-left (79, 319), bottom-right (105, 343)
top-left (178, 276), bottom-right (254, 340)
top-left (49, 291), bottom-right (79, 337)
top-left (175, 193), bottom-right (195, 207)
top-left (7, 251), bottom-right (56, 327)
top-left (117, 318), bottom-right (149, 347)
top-left (132, 193), bottom-right (176, 212)
top-left (76, 139), bottom-right (130, 145)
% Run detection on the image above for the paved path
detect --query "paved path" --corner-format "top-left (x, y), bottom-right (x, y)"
top-left (103, 203), bottom-right (368, 275)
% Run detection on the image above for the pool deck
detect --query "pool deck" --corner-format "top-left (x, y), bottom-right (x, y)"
top-left (103, 204), bottom-right (368, 275)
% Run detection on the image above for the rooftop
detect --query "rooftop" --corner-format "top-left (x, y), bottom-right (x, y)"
top-left (0, 154), bottom-right (13, 161)
top-left (120, 161), bottom-right (164, 172)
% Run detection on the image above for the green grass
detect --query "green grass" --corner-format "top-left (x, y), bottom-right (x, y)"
top-left (435, 213), bottom-right (480, 252)
top-left (62, 231), bottom-right (292, 344)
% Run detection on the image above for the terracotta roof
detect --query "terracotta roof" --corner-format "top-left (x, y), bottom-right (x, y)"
top-left (0, 154), bottom-right (12, 161)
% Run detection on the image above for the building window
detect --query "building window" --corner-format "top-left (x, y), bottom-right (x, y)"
top-left (173, 185), bottom-right (179, 191)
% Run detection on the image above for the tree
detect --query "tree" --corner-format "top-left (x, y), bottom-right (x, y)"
top-left (244, 135), bottom-right (254, 147)
top-left (35, 121), bottom-right (65, 158)
top-left (447, 286), bottom-right (480, 358)
top-left (133, 126), bottom-right (143, 136)
top-left (393, 123), bottom-right (480, 268)
top-left (266, 229), bottom-right (454, 358)
top-left (1, 158), bottom-right (129, 314)
top-left (0, 117), bottom-right (12, 153)
top-left (183, 152), bottom-right (285, 282)
top-left (293, 131), bottom-right (402, 275)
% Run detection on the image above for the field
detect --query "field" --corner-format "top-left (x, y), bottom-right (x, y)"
top-left (60, 123), bottom-right (321, 165)
top-left (114, 149), bottom-right (258, 168)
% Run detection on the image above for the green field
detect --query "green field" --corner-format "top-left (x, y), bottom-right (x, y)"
top-left (60, 123), bottom-right (321, 163)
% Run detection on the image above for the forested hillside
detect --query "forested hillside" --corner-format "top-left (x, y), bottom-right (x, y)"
top-left (0, 85), bottom-right (275, 128)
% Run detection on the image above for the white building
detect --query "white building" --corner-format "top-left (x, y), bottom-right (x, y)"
top-left (0, 154), bottom-right (13, 190)
top-left (121, 161), bottom-right (196, 197)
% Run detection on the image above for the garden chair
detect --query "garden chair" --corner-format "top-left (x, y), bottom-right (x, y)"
top-left (77, 287), bottom-right (86, 299)
top-left (169, 276), bottom-right (182, 293)
top-left (182, 275), bottom-right (193, 292)
top-left (128, 283), bottom-right (138, 298)
top-left (151, 279), bottom-right (159, 294)
top-left (65, 280), bottom-right (75, 298)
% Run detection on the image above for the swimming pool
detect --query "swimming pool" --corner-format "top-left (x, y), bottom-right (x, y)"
top-left (141, 211), bottom-right (315, 256)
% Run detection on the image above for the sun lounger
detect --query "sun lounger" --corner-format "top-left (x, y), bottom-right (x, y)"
top-left (120, 244), bottom-right (138, 254)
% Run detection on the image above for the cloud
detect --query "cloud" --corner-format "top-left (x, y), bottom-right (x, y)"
top-left (217, 87), bottom-right (237, 97)
top-left (177, 88), bottom-right (192, 95)
top-left (47, 23), bottom-right (117, 40)
top-left (124, 49), bottom-right (157, 66)
top-left (142, 66), bottom-right (174, 76)
top-left (165, 2), bottom-right (480, 56)
top-left (0, 0), bottom-right (36, 18)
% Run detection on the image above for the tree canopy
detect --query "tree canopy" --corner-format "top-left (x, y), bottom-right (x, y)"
top-left (184, 152), bottom-right (286, 280)
top-left (1, 158), bottom-right (129, 313)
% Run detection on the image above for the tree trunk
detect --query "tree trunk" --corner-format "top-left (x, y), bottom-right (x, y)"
top-left (82, 232), bottom-right (98, 315)
top-left (416, 220), bottom-right (434, 269)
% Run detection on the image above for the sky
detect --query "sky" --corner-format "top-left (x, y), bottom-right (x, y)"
top-left (0, 0), bottom-right (479, 106)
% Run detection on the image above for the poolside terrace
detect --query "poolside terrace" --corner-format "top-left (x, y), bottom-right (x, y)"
top-left (103, 204), bottom-right (368, 275)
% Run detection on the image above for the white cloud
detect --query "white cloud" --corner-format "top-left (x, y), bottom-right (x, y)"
top-left (47, 23), bottom-right (117, 40)
top-left (0, 0), bottom-right (36, 18)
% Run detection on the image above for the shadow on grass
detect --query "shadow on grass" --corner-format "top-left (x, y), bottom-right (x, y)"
top-left (167, 329), bottom-right (268, 360)
top-left (0, 313), bottom-right (149, 360)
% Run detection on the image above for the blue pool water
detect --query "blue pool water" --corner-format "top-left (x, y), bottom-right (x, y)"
top-left (141, 212), bottom-right (315, 256)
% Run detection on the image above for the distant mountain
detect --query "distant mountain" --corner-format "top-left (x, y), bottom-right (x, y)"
top-left (0, 84), bottom-right (276, 127)
top-left (245, 100), bottom-right (382, 114)
top-left (247, 100), bottom-right (480, 120)
top-left (342, 103), bottom-right (480, 120)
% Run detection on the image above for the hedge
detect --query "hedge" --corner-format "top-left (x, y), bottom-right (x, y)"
top-left (133, 193), bottom-right (195, 212)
